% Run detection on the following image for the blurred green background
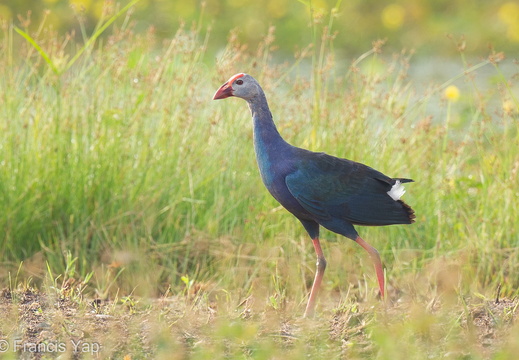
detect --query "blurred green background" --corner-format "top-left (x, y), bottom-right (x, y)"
top-left (1, 0), bottom-right (518, 57)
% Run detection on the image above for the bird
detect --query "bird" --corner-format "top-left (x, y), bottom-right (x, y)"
top-left (213, 73), bottom-right (415, 317)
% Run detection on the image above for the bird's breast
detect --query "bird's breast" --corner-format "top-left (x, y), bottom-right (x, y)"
top-left (251, 117), bottom-right (313, 219)
top-left (254, 148), bottom-right (312, 219)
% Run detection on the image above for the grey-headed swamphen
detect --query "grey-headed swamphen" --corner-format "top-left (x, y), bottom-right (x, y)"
top-left (213, 73), bottom-right (415, 317)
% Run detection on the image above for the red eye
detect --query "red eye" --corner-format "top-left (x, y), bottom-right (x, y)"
top-left (236, 79), bottom-right (244, 85)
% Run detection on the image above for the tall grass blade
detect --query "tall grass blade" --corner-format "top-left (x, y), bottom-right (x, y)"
top-left (63, 0), bottom-right (142, 73)
top-left (13, 26), bottom-right (59, 74)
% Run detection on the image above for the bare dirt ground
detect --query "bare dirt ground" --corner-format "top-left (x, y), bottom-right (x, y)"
top-left (0, 288), bottom-right (517, 359)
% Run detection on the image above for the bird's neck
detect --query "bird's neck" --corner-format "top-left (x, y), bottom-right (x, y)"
top-left (247, 93), bottom-right (292, 187)
top-left (247, 94), bottom-right (288, 151)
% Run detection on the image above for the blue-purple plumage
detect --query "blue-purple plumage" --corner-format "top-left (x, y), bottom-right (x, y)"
top-left (213, 73), bottom-right (415, 315)
top-left (245, 81), bottom-right (415, 241)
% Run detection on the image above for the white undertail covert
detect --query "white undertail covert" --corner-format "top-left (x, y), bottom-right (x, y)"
top-left (387, 180), bottom-right (406, 201)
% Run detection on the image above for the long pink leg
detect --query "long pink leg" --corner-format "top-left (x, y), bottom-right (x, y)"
top-left (304, 237), bottom-right (327, 318)
top-left (355, 236), bottom-right (385, 298)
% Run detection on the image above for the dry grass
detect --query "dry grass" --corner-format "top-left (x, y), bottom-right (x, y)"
top-left (0, 287), bottom-right (517, 359)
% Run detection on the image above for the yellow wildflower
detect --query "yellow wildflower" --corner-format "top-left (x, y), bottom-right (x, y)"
top-left (381, 4), bottom-right (405, 30)
top-left (444, 85), bottom-right (460, 102)
top-left (502, 99), bottom-right (517, 115)
top-left (498, 2), bottom-right (519, 25)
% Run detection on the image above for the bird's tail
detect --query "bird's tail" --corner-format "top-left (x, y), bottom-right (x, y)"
top-left (398, 199), bottom-right (416, 224)
top-left (394, 178), bottom-right (415, 224)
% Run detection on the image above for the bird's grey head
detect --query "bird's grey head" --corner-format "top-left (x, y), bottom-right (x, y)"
top-left (213, 73), bottom-right (261, 102)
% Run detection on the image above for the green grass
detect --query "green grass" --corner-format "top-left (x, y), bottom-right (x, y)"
top-left (0, 12), bottom-right (518, 359)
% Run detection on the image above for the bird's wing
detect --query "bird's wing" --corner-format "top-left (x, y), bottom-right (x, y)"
top-left (285, 152), bottom-right (413, 226)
